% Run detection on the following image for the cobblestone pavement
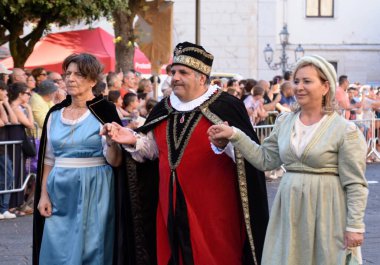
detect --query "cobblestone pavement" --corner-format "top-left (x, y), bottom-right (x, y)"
top-left (1, 163), bottom-right (379, 265)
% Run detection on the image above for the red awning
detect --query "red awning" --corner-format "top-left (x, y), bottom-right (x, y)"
top-left (1, 27), bottom-right (168, 75)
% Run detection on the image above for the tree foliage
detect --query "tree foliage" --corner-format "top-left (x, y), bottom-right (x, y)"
top-left (0, 0), bottom-right (127, 68)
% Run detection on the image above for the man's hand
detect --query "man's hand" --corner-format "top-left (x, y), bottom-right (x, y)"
top-left (101, 122), bottom-right (138, 146)
top-left (207, 122), bottom-right (233, 149)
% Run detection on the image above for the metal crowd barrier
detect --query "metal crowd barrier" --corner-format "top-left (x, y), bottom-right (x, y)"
top-left (0, 125), bottom-right (36, 195)
top-left (252, 114), bottom-right (380, 160)
top-left (364, 114), bottom-right (380, 160)
top-left (254, 124), bottom-right (275, 143)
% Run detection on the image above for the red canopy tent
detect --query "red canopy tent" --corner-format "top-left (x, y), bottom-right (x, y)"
top-left (0, 27), bottom-right (167, 74)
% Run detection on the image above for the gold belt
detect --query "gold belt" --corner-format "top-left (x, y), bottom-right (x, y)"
top-left (286, 170), bottom-right (339, 176)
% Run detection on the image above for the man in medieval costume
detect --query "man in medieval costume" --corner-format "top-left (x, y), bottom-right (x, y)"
top-left (104, 41), bottom-right (269, 265)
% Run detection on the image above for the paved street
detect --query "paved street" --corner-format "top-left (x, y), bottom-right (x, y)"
top-left (1, 163), bottom-right (379, 265)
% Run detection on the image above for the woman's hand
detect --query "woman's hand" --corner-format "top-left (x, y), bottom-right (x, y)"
top-left (100, 122), bottom-right (119, 140)
top-left (344, 231), bottom-right (364, 248)
top-left (101, 122), bottom-right (137, 145)
top-left (207, 122), bottom-right (234, 149)
top-left (103, 127), bottom-right (123, 167)
top-left (38, 192), bottom-right (52, 217)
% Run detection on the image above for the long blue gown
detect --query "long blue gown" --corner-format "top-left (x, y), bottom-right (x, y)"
top-left (39, 110), bottom-right (115, 265)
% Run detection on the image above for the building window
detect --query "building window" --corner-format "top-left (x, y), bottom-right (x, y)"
top-left (306, 0), bottom-right (334, 17)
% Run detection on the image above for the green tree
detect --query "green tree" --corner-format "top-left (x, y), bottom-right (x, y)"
top-left (0, 0), bottom-right (125, 68)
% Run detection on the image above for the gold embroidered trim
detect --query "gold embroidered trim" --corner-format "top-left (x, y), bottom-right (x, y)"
top-left (174, 46), bottom-right (214, 60)
top-left (167, 113), bottom-right (202, 170)
top-left (200, 91), bottom-right (258, 265)
top-left (286, 169), bottom-right (339, 176)
top-left (166, 89), bottom-right (221, 170)
top-left (164, 96), bottom-right (171, 110)
top-left (88, 100), bottom-right (105, 124)
top-left (136, 98), bottom-right (173, 129)
top-left (235, 150), bottom-right (258, 265)
top-left (301, 113), bottom-right (336, 162)
top-left (143, 115), bottom-right (169, 128)
top-left (200, 89), bottom-right (222, 110)
top-left (173, 55), bottom-right (212, 75)
top-left (173, 112), bottom-right (197, 149)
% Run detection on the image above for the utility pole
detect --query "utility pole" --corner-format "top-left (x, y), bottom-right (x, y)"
top-left (195, 0), bottom-right (200, 45)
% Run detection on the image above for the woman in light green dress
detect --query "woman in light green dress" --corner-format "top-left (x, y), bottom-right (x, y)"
top-left (208, 55), bottom-right (368, 265)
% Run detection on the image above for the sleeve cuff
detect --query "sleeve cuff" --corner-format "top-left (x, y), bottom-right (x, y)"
top-left (211, 143), bottom-right (227, 154)
top-left (123, 143), bottom-right (136, 152)
top-left (346, 227), bottom-right (365, 233)
top-left (123, 136), bottom-right (142, 152)
top-left (228, 126), bottom-right (239, 141)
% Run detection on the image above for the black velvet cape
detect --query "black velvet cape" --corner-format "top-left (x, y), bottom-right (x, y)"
top-left (133, 90), bottom-right (270, 265)
top-left (32, 96), bottom-right (138, 265)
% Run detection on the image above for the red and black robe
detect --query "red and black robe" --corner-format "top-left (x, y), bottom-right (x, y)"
top-left (134, 90), bottom-right (269, 265)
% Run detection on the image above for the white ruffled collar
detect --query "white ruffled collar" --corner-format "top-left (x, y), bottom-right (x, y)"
top-left (169, 85), bottom-right (218, 111)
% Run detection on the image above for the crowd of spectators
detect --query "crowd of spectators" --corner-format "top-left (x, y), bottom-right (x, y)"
top-left (211, 72), bottom-right (380, 126)
top-left (211, 71), bottom-right (380, 169)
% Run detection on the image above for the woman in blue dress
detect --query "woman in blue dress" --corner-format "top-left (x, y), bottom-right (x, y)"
top-left (34, 53), bottom-right (122, 265)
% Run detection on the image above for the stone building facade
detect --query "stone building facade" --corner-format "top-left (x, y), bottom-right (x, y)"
top-left (173, 0), bottom-right (380, 84)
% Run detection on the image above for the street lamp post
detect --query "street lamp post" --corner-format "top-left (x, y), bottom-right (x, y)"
top-left (264, 24), bottom-right (305, 75)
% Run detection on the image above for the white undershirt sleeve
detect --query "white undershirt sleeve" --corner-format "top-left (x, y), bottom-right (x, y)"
top-left (210, 142), bottom-right (236, 162)
top-left (123, 130), bottom-right (159, 162)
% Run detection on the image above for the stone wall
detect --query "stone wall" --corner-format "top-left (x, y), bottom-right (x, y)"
top-left (173, 0), bottom-right (380, 84)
